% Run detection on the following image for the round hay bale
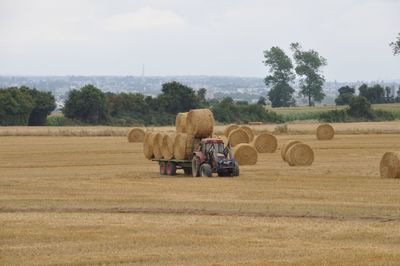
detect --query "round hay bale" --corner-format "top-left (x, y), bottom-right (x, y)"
top-left (186, 109), bottom-right (214, 138)
top-left (228, 128), bottom-right (250, 147)
top-left (240, 125), bottom-right (254, 141)
top-left (253, 133), bottom-right (278, 153)
top-left (161, 133), bottom-right (176, 160)
top-left (175, 112), bottom-right (188, 133)
top-left (285, 143), bottom-right (314, 166)
top-left (224, 124), bottom-right (240, 137)
top-left (316, 124), bottom-right (335, 140)
top-left (174, 133), bottom-right (195, 160)
top-left (281, 140), bottom-right (302, 161)
top-left (380, 152), bottom-right (400, 178)
top-left (233, 144), bottom-right (258, 165)
top-left (127, 128), bottom-right (145, 143)
top-left (153, 132), bottom-right (165, 159)
top-left (143, 131), bottom-right (156, 159)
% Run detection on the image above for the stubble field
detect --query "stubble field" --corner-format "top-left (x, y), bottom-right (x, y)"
top-left (1, 122), bottom-right (400, 265)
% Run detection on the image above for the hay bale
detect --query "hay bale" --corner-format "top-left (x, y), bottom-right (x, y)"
top-left (228, 128), bottom-right (250, 147)
top-left (127, 128), bottom-right (145, 143)
top-left (186, 109), bottom-right (214, 138)
top-left (253, 133), bottom-right (278, 153)
top-left (380, 152), bottom-right (400, 178)
top-left (143, 131), bottom-right (156, 159)
top-left (316, 124), bottom-right (335, 140)
top-left (153, 132), bottom-right (165, 159)
top-left (281, 140), bottom-right (302, 161)
top-left (240, 125), bottom-right (254, 141)
top-left (175, 112), bottom-right (188, 133)
top-left (174, 133), bottom-right (196, 160)
top-left (285, 143), bottom-right (314, 166)
top-left (161, 133), bottom-right (176, 160)
top-left (224, 124), bottom-right (240, 137)
top-left (233, 144), bottom-right (258, 165)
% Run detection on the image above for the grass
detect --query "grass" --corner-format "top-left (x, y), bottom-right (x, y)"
top-left (1, 130), bottom-right (400, 264)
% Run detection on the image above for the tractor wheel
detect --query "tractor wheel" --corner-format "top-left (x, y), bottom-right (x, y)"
top-left (192, 157), bottom-right (200, 177)
top-left (166, 161), bottom-right (177, 176)
top-left (159, 162), bottom-right (167, 175)
top-left (200, 163), bottom-right (212, 177)
top-left (232, 164), bottom-right (240, 176)
top-left (183, 167), bottom-right (192, 175)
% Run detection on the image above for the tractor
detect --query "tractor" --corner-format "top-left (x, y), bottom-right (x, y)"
top-left (191, 138), bottom-right (239, 177)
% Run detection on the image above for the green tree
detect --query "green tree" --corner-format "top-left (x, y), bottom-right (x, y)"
top-left (257, 96), bottom-right (267, 106)
top-left (263, 46), bottom-right (295, 107)
top-left (20, 87), bottom-right (56, 126)
top-left (0, 87), bottom-right (34, 125)
top-left (63, 84), bottom-right (108, 124)
top-left (358, 84), bottom-right (385, 104)
top-left (347, 96), bottom-right (374, 119)
top-left (390, 33), bottom-right (400, 55)
top-left (335, 86), bottom-right (355, 105)
top-left (290, 42), bottom-right (327, 106)
top-left (157, 81), bottom-right (200, 114)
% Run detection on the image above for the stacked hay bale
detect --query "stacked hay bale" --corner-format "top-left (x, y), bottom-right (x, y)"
top-left (127, 127), bottom-right (145, 142)
top-left (316, 124), bottom-right (335, 140)
top-left (380, 152), bottom-right (400, 178)
top-left (142, 109), bottom-right (214, 161)
top-left (280, 140), bottom-right (314, 166)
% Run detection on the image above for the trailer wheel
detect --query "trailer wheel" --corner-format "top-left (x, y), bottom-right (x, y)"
top-left (166, 161), bottom-right (177, 176)
top-left (200, 163), bottom-right (212, 177)
top-left (192, 156), bottom-right (200, 177)
top-left (159, 162), bottom-right (167, 175)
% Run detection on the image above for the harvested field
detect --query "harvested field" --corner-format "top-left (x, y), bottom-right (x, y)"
top-left (1, 126), bottom-right (400, 264)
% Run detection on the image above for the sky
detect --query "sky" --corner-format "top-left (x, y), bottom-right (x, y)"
top-left (0, 0), bottom-right (399, 81)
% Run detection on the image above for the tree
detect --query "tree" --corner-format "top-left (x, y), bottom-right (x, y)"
top-left (335, 86), bottom-right (355, 105)
top-left (157, 81), bottom-right (200, 114)
top-left (63, 84), bottom-right (108, 124)
top-left (358, 84), bottom-right (385, 104)
top-left (390, 33), bottom-right (400, 55)
top-left (257, 96), bottom-right (267, 106)
top-left (347, 96), bottom-right (374, 119)
top-left (263, 46), bottom-right (295, 107)
top-left (20, 87), bottom-right (56, 126)
top-left (290, 42), bottom-right (327, 106)
top-left (0, 87), bottom-right (34, 125)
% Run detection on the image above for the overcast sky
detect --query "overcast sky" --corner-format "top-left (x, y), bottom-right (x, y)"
top-left (0, 0), bottom-right (399, 81)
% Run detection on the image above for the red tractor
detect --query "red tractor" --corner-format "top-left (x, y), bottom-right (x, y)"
top-left (191, 138), bottom-right (239, 177)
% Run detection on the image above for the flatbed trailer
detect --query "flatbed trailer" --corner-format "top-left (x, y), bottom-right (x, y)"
top-left (153, 159), bottom-right (193, 176)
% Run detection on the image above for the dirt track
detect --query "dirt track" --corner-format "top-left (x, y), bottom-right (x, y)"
top-left (1, 130), bottom-right (400, 265)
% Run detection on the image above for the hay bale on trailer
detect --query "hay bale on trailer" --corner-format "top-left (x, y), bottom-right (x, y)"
top-left (232, 144), bottom-right (258, 165)
top-left (224, 124), bottom-right (240, 137)
top-left (285, 143), bottom-right (314, 166)
top-left (174, 133), bottom-right (196, 160)
top-left (153, 132), bottom-right (165, 159)
top-left (240, 125), bottom-right (254, 141)
top-left (380, 152), bottom-right (400, 178)
top-left (186, 109), bottom-right (214, 138)
top-left (175, 112), bottom-right (188, 133)
top-left (281, 140), bottom-right (302, 161)
top-left (161, 133), bottom-right (176, 160)
top-left (228, 128), bottom-right (250, 147)
top-left (316, 124), bottom-right (335, 140)
top-left (127, 128), bottom-right (145, 142)
top-left (143, 131), bottom-right (156, 159)
top-left (253, 133), bottom-right (277, 153)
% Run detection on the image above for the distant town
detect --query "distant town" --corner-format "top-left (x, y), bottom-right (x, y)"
top-left (1, 76), bottom-right (399, 111)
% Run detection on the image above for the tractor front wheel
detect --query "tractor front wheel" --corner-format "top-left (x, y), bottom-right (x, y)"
top-left (200, 163), bottom-right (212, 177)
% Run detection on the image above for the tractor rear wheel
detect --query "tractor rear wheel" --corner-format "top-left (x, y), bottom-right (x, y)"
top-left (200, 163), bottom-right (212, 177)
top-left (192, 157), bottom-right (200, 177)
top-left (166, 161), bottom-right (177, 176)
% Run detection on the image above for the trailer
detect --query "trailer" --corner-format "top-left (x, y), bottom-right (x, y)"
top-left (153, 158), bottom-right (193, 176)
